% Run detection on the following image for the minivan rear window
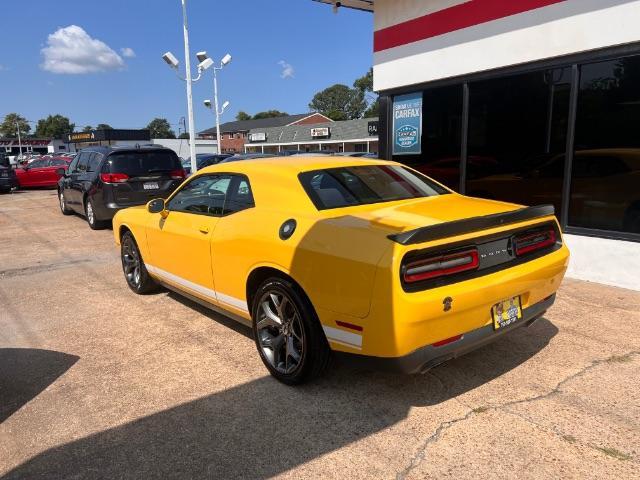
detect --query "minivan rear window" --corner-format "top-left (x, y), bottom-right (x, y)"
top-left (107, 151), bottom-right (180, 177)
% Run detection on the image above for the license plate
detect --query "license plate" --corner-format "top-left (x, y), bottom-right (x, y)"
top-left (143, 182), bottom-right (159, 190)
top-left (0, 172), bottom-right (7, 178)
top-left (492, 296), bottom-right (522, 330)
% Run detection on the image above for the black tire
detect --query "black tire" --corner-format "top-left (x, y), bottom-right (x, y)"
top-left (85, 197), bottom-right (108, 230)
top-left (58, 189), bottom-right (73, 215)
top-left (251, 277), bottom-right (330, 385)
top-left (623, 206), bottom-right (640, 234)
top-left (120, 231), bottom-right (159, 294)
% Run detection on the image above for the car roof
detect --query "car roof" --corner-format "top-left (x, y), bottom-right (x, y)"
top-left (79, 146), bottom-right (173, 155)
top-left (200, 155), bottom-right (393, 175)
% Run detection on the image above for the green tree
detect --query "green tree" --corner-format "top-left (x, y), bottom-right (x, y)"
top-left (82, 125), bottom-right (93, 132)
top-left (146, 118), bottom-right (176, 138)
top-left (252, 110), bottom-right (289, 120)
top-left (1, 113), bottom-right (31, 137)
top-left (235, 111), bottom-right (252, 121)
top-left (309, 84), bottom-right (366, 121)
top-left (96, 123), bottom-right (113, 130)
top-left (35, 115), bottom-right (75, 138)
top-left (178, 132), bottom-right (190, 139)
top-left (354, 68), bottom-right (378, 118)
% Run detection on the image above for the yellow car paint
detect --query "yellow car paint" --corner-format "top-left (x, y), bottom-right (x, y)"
top-left (113, 156), bottom-right (569, 363)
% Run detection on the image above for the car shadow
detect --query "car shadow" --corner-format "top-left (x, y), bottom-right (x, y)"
top-left (2, 318), bottom-right (557, 479)
top-left (0, 348), bottom-right (79, 424)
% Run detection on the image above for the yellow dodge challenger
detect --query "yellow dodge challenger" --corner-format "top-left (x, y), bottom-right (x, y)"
top-left (113, 157), bottom-right (569, 384)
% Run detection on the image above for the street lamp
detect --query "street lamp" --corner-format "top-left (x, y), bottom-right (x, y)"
top-left (15, 120), bottom-right (23, 161)
top-left (161, 0), bottom-right (214, 175)
top-left (199, 52), bottom-right (232, 155)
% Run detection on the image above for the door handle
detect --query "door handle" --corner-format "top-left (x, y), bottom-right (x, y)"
top-left (198, 226), bottom-right (210, 234)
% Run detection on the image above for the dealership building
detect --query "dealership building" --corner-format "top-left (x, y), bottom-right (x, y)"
top-left (314, 0), bottom-right (640, 290)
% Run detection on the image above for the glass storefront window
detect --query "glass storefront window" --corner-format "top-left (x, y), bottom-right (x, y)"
top-left (570, 56), bottom-right (640, 234)
top-left (466, 69), bottom-right (571, 215)
top-left (393, 85), bottom-right (462, 191)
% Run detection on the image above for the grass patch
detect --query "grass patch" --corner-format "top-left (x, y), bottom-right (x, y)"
top-left (606, 354), bottom-right (633, 364)
top-left (472, 406), bottom-right (489, 414)
top-left (596, 446), bottom-right (631, 461)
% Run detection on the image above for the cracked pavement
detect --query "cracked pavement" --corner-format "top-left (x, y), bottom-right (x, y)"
top-left (1, 190), bottom-right (639, 479)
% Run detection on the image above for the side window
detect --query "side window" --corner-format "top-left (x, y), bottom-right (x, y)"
top-left (76, 153), bottom-right (90, 173)
top-left (68, 155), bottom-right (80, 173)
top-left (87, 153), bottom-right (103, 173)
top-left (224, 176), bottom-right (255, 214)
top-left (167, 175), bottom-right (232, 216)
top-left (29, 160), bottom-right (46, 168)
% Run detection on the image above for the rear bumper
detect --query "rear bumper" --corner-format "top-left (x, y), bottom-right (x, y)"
top-left (0, 177), bottom-right (18, 190)
top-left (334, 294), bottom-right (555, 374)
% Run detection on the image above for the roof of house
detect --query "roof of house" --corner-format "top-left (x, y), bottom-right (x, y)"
top-left (198, 113), bottom-right (331, 136)
top-left (246, 117), bottom-right (378, 145)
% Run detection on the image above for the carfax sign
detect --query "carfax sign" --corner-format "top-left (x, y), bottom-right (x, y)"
top-left (392, 92), bottom-right (422, 155)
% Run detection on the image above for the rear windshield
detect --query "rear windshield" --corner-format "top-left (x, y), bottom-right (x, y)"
top-left (299, 165), bottom-right (449, 210)
top-left (108, 150), bottom-right (180, 176)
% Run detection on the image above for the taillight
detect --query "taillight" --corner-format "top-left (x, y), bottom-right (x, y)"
top-left (100, 173), bottom-right (129, 183)
top-left (514, 228), bottom-right (556, 256)
top-left (170, 168), bottom-right (186, 179)
top-left (403, 249), bottom-right (479, 283)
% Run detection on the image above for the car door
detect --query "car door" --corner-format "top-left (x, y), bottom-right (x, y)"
top-left (68, 152), bottom-right (90, 210)
top-left (209, 174), bottom-right (257, 314)
top-left (43, 159), bottom-right (66, 186)
top-left (20, 159), bottom-right (47, 187)
top-left (145, 174), bottom-right (232, 305)
top-left (60, 155), bottom-right (81, 207)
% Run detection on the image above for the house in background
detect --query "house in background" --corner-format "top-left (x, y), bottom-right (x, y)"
top-left (198, 113), bottom-right (332, 154)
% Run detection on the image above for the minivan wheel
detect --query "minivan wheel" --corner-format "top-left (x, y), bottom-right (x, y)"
top-left (58, 190), bottom-right (73, 215)
top-left (252, 277), bottom-right (330, 385)
top-left (85, 197), bottom-right (108, 230)
top-left (121, 231), bottom-right (158, 294)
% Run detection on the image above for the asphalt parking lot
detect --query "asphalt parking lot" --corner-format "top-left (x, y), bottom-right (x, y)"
top-left (1, 189), bottom-right (639, 479)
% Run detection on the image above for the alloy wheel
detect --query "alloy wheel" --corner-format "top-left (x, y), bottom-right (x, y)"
top-left (122, 237), bottom-right (142, 287)
top-left (256, 290), bottom-right (305, 374)
top-left (59, 192), bottom-right (65, 211)
top-left (86, 201), bottom-right (95, 225)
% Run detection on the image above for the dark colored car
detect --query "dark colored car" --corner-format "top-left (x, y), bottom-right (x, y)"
top-left (15, 157), bottom-right (71, 188)
top-left (182, 153), bottom-right (231, 175)
top-left (219, 153), bottom-right (277, 163)
top-left (0, 164), bottom-right (18, 193)
top-left (57, 146), bottom-right (185, 229)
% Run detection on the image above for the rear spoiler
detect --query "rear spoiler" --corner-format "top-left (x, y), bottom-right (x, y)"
top-left (388, 204), bottom-right (556, 245)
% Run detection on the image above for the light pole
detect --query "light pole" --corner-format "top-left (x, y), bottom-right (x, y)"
top-left (161, 0), bottom-right (214, 174)
top-left (15, 120), bottom-right (23, 160)
top-left (199, 52), bottom-right (232, 155)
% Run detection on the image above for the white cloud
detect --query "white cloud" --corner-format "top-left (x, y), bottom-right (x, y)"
top-left (121, 47), bottom-right (136, 58)
top-left (278, 60), bottom-right (294, 79)
top-left (41, 25), bottom-right (125, 74)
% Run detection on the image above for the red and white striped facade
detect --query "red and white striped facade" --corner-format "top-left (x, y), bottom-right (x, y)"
top-left (372, 0), bottom-right (640, 91)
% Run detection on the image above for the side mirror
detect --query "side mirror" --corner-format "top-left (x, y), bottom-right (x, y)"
top-left (147, 198), bottom-right (167, 216)
top-left (56, 168), bottom-right (66, 176)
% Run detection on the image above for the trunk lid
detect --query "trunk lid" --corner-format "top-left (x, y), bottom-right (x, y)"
top-left (105, 150), bottom-right (185, 205)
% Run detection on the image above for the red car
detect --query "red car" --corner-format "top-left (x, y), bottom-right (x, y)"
top-left (15, 157), bottom-right (71, 188)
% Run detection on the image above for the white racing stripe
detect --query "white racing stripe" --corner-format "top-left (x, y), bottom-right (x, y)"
top-left (322, 326), bottom-right (363, 350)
top-left (145, 264), bottom-right (363, 348)
top-left (145, 264), bottom-right (249, 313)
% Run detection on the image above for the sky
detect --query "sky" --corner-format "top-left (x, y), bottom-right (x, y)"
top-left (0, 0), bottom-right (373, 134)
